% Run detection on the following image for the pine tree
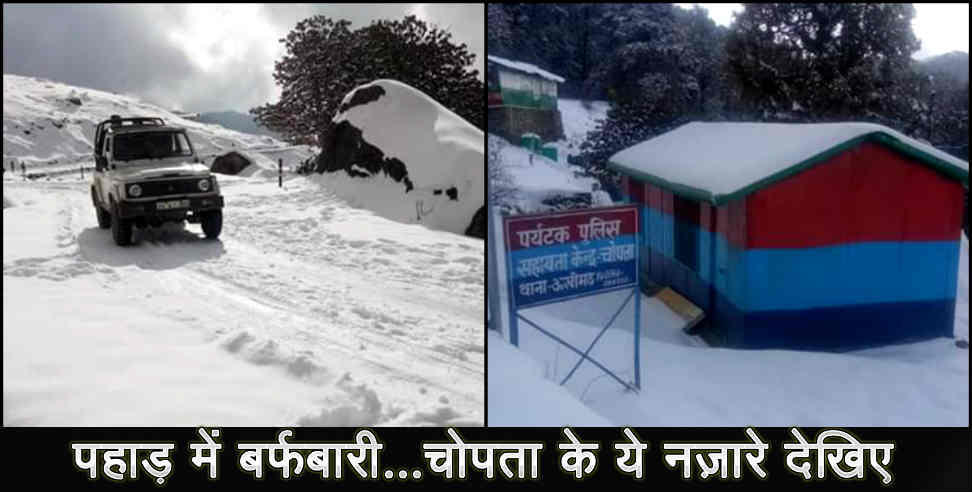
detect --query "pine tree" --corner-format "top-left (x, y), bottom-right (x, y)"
top-left (358, 16), bottom-right (484, 130)
top-left (251, 16), bottom-right (355, 146)
top-left (573, 4), bottom-right (726, 189)
top-left (250, 15), bottom-right (483, 148)
top-left (725, 4), bottom-right (921, 122)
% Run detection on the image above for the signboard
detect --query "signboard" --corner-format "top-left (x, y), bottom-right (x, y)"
top-left (501, 204), bottom-right (641, 391)
top-left (504, 205), bottom-right (639, 309)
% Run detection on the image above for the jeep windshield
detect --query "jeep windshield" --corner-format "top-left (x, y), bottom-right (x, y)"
top-left (113, 131), bottom-right (193, 161)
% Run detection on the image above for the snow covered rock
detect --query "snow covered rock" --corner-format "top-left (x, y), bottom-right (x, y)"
top-left (317, 79), bottom-right (484, 238)
top-left (318, 120), bottom-right (412, 189)
top-left (465, 206), bottom-right (486, 238)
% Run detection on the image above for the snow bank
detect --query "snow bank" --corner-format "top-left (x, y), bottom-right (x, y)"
top-left (955, 234), bottom-right (969, 342)
top-left (488, 331), bottom-right (612, 426)
top-left (330, 79), bottom-right (483, 236)
top-left (609, 122), bottom-right (970, 203)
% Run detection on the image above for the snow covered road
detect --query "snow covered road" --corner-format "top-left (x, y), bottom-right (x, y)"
top-left (3, 174), bottom-right (483, 426)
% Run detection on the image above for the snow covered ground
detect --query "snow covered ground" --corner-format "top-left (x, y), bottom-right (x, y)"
top-left (488, 330), bottom-right (611, 426)
top-left (489, 226), bottom-right (969, 426)
top-left (3, 74), bottom-right (483, 426)
top-left (4, 174), bottom-right (484, 426)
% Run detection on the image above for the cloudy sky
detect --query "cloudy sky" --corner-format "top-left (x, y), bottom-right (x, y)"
top-left (2, 3), bottom-right (484, 113)
top-left (676, 3), bottom-right (970, 60)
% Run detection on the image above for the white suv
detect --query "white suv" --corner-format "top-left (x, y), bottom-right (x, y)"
top-left (91, 115), bottom-right (224, 246)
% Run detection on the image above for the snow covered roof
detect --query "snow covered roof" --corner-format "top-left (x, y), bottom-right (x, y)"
top-left (487, 55), bottom-right (565, 83)
top-left (608, 122), bottom-right (970, 205)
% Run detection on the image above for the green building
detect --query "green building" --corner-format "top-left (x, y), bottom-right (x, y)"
top-left (487, 55), bottom-right (565, 143)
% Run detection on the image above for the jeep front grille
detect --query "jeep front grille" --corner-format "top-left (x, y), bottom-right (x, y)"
top-left (135, 179), bottom-right (206, 197)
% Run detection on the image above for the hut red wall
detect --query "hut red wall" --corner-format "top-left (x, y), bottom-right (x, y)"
top-left (740, 141), bottom-right (963, 349)
top-left (746, 142), bottom-right (964, 248)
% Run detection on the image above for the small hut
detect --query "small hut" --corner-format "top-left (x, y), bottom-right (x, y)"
top-left (210, 151), bottom-right (251, 175)
top-left (487, 55), bottom-right (565, 143)
top-left (609, 122), bottom-right (969, 350)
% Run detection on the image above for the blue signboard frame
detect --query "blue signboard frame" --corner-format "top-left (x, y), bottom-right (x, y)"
top-left (502, 205), bottom-right (641, 391)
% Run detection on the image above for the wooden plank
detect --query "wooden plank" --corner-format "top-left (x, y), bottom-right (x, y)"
top-left (655, 287), bottom-right (706, 333)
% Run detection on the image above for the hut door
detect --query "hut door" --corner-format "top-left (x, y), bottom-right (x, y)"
top-left (673, 199), bottom-right (699, 271)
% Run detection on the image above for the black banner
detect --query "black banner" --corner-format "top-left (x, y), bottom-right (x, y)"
top-left (1, 427), bottom-right (968, 490)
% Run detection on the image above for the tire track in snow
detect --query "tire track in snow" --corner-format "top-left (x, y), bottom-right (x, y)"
top-left (6, 177), bottom-right (483, 426)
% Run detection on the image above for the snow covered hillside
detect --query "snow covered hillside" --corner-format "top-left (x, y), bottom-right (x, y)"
top-left (322, 79), bottom-right (483, 237)
top-left (489, 226), bottom-right (969, 426)
top-left (3, 74), bottom-right (313, 177)
top-left (489, 133), bottom-right (609, 213)
top-left (487, 98), bottom-right (611, 214)
top-left (3, 75), bottom-right (483, 426)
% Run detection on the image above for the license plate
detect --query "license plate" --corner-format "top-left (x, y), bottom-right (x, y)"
top-left (156, 199), bottom-right (189, 210)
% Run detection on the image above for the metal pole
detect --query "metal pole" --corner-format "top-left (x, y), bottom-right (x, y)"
top-left (634, 204), bottom-right (642, 391)
top-left (80, 165), bottom-right (84, 180)
top-left (505, 224), bottom-right (519, 346)
top-left (634, 285), bottom-right (641, 390)
top-left (278, 158), bottom-right (282, 188)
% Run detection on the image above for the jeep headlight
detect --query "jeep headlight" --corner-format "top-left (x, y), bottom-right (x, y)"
top-left (198, 178), bottom-right (211, 192)
top-left (128, 184), bottom-right (142, 198)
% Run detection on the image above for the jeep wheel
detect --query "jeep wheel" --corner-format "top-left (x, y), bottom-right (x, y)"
top-left (200, 210), bottom-right (222, 239)
top-left (91, 187), bottom-right (111, 229)
top-left (110, 201), bottom-right (133, 246)
top-left (95, 206), bottom-right (111, 229)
